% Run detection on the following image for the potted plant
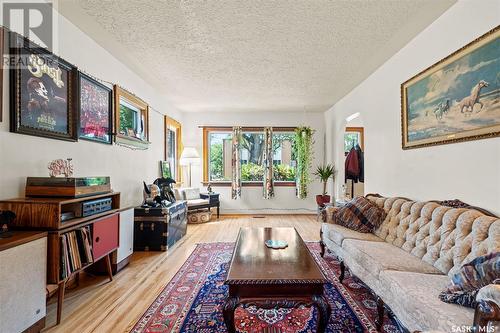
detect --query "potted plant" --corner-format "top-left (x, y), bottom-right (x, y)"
top-left (313, 164), bottom-right (336, 207)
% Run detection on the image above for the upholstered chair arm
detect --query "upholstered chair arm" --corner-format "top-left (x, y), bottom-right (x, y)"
top-left (324, 205), bottom-right (340, 224)
top-left (473, 284), bottom-right (500, 330)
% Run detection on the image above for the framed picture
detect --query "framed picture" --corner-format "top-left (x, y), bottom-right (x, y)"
top-left (78, 72), bottom-right (113, 144)
top-left (114, 85), bottom-right (150, 148)
top-left (9, 32), bottom-right (78, 141)
top-left (401, 26), bottom-right (500, 149)
top-left (160, 161), bottom-right (172, 179)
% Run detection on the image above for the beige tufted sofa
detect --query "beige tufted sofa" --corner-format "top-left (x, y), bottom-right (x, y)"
top-left (320, 194), bottom-right (500, 332)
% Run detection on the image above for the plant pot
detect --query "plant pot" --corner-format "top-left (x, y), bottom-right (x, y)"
top-left (316, 194), bottom-right (331, 207)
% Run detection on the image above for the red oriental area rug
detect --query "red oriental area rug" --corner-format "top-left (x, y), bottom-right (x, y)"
top-left (131, 242), bottom-right (401, 333)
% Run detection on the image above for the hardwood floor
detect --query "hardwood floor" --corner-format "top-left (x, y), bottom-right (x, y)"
top-left (43, 214), bottom-right (320, 333)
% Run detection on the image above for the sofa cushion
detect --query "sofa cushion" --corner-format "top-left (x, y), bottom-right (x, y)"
top-left (367, 195), bottom-right (500, 276)
top-left (326, 223), bottom-right (383, 246)
top-left (439, 251), bottom-right (500, 308)
top-left (186, 198), bottom-right (209, 207)
top-left (333, 196), bottom-right (386, 233)
top-left (379, 270), bottom-right (473, 331)
top-left (342, 239), bottom-right (443, 277)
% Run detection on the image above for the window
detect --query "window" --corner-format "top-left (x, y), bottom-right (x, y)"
top-left (344, 127), bottom-right (364, 155)
top-left (114, 85), bottom-right (149, 147)
top-left (165, 117), bottom-right (182, 182)
top-left (208, 132), bottom-right (232, 182)
top-left (272, 132), bottom-right (296, 182)
top-left (203, 127), bottom-right (296, 186)
top-left (240, 132), bottom-right (264, 182)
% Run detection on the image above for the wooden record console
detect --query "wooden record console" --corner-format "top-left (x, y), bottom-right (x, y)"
top-left (0, 192), bottom-right (121, 325)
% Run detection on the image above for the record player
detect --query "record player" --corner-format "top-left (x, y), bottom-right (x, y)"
top-left (26, 177), bottom-right (111, 198)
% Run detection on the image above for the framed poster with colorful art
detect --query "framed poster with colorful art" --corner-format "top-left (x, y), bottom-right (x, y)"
top-left (401, 26), bottom-right (500, 149)
top-left (9, 32), bottom-right (78, 141)
top-left (78, 72), bottom-right (113, 144)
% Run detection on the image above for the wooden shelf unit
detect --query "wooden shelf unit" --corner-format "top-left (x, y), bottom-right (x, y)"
top-left (0, 192), bottom-right (120, 230)
top-left (0, 192), bottom-right (121, 325)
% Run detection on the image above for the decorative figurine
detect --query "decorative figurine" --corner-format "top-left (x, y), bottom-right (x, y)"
top-left (207, 182), bottom-right (213, 194)
top-left (48, 158), bottom-right (74, 177)
top-left (143, 181), bottom-right (161, 207)
top-left (154, 177), bottom-right (177, 203)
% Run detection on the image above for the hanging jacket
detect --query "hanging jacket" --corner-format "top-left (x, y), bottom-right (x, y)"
top-left (345, 147), bottom-right (359, 183)
top-left (355, 144), bottom-right (364, 183)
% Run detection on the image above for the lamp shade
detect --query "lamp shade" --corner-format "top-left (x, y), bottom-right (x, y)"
top-left (179, 147), bottom-right (200, 166)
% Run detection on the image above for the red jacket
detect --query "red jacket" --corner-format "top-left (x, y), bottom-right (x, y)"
top-left (345, 148), bottom-right (359, 182)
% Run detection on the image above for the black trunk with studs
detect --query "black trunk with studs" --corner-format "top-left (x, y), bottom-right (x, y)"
top-left (133, 202), bottom-right (187, 251)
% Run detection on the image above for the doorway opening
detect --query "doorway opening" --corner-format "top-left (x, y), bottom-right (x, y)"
top-left (342, 114), bottom-right (364, 200)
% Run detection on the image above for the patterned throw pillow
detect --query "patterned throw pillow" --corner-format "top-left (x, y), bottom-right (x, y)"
top-left (332, 196), bottom-right (387, 233)
top-left (439, 252), bottom-right (500, 308)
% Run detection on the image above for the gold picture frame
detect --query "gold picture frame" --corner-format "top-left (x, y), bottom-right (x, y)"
top-left (113, 85), bottom-right (150, 148)
top-left (401, 26), bottom-right (500, 149)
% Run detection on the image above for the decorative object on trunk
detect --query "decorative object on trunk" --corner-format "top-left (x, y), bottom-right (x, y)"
top-left (207, 182), bottom-right (213, 194)
top-left (48, 158), bottom-right (74, 177)
top-left (401, 26), bottom-right (500, 149)
top-left (231, 127), bottom-right (242, 199)
top-left (10, 32), bottom-right (78, 141)
top-left (142, 181), bottom-right (161, 207)
top-left (313, 163), bottom-right (336, 207)
top-left (294, 126), bottom-right (314, 199)
top-left (262, 127), bottom-right (274, 199)
top-left (78, 72), bottom-right (113, 144)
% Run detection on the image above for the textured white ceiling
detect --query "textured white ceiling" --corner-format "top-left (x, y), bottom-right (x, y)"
top-left (59, 0), bottom-right (455, 113)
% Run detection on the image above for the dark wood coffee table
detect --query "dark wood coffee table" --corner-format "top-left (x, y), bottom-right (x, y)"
top-left (223, 227), bottom-right (330, 333)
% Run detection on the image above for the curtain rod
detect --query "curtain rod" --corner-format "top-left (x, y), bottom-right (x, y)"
top-left (197, 126), bottom-right (297, 131)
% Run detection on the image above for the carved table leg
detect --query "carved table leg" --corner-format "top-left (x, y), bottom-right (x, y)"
top-left (320, 229), bottom-right (325, 257)
top-left (223, 296), bottom-right (239, 333)
top-left (339, 261), bottom-right (346, 283)
top-left (313, 294), bottom-right (331, 333)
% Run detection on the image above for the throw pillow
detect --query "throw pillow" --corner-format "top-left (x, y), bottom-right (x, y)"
top-left (332, 196), bottom-right (387, 233)
top-left (439, 252), bottom-right (500, 308)
top-left (183, 188), bottom-right (201, 200)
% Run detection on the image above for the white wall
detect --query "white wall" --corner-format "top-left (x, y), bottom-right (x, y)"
top-left (0, 9), bottom-right (182, 207)
top-left (325, 0), bottom-right (500, 215)
top-left (183, 111), bottom-right (325, 214)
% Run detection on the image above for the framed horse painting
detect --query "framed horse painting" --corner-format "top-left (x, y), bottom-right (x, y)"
top-left (401, 26), bottom-right (500, 149)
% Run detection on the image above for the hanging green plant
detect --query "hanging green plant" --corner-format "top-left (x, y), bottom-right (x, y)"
top-left (294, 126), bottom-right (314, 199)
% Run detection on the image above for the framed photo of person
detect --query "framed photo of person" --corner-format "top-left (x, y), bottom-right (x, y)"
top-left (10, 32), bottom-right (78, 141)
top-left (78, 72), bottom-right (113, 144)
